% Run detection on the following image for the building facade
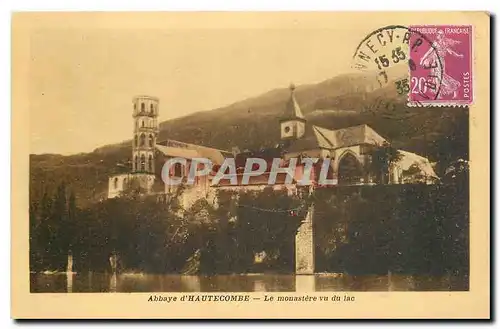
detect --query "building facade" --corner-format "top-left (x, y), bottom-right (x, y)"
top-left (108, 88), bottom-right (439, 274)
top-left (109, 87), bottom-right (438, 200)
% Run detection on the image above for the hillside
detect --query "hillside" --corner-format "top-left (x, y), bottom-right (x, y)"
top-left (30, 72), bottom-right (468, 207)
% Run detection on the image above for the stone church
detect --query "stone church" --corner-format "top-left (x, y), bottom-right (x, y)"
top-left (107, 85), bottom-right (438, 274)
top-left (108, 85), bottom-right (438, 201)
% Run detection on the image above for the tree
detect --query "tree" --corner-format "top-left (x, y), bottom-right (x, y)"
top-left (428, 109), bottom-right (469, 175)
top-left (29, 202), bottom-right (41, 272)
top-left (67, 191), bottom-right (77, 249)
top-left (232, 187), bottom-right (306, 273)
top-left (368, 142), bottom-right (403, 184)
top-left (36, 191), bottom-right (53, 269)
top-left (401, 163), bottom-right (427, 184)
top-left (50, 182), bottom-right (68, 269)
top-left (442, 159), bottom-right (469, 187)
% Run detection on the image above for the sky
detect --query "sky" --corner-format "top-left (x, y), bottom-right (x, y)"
top-left (26, 14), bottom-right (377, 155)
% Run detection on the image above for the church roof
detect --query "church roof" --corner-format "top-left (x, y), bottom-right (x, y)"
top-left (156, 139), bottom-right (230, 165)
top-left (280, 84), bottom-right (306, 121)
top-left (155, 144), bottom-right (201, 159)
top-left (329, 124), bottom-right (387, 147)
top-left (287, 124), bottom-right (387, 153)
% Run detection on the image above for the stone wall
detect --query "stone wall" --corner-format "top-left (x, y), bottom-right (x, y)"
top-left (295, 206), bottom-right (315, 274)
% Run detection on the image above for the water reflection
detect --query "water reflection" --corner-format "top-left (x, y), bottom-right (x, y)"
top-left (181, 276), bottom-right (200, 292)
top-left (66, 272), bottom-right (73, 293)
top-left (253, 279), bottom-right (266, 292)
top-left (109, 273), bottom-right (117, 293)
top-left (30, 272), bottom-right (468, 293)
top-left (296, 275), bottom-right (315, 292)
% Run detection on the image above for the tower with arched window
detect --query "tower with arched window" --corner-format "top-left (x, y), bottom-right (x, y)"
top-left (108, 95), bottom-right (159, 199)
top-left (132, 95), bottom-right (159, 173)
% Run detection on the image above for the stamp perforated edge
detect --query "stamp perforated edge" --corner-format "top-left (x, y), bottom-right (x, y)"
top-left (406, 24), bottom-right (474, 108)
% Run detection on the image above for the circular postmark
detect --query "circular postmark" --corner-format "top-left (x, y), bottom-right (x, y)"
top-left (352, 25), bottom-right (444, 102)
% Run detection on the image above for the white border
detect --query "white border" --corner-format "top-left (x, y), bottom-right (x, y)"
top-left (3, 1), bottom-right (497, 328)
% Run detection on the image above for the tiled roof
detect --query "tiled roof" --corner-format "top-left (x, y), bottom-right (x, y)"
top-left (287, 124), bottom-right (387, 153)
top-left (312, 126), bottom-right (336, 148)
top-left (155, 144), bottom-right (200, 159)
top-left (330, 124), bottom-right (386, 148)
top-left (156, 139), bottom-right (230, 165)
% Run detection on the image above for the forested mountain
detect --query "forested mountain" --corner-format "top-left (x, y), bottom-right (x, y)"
top-left (30, 72), bottom-right (468, 207)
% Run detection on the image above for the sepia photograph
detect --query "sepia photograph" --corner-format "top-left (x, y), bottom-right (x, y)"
top-left (12, 11), bottom-right (490, 319)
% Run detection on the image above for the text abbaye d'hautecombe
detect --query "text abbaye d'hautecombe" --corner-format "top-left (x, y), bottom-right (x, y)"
top-left (148, 294), bottom-right (324, 302)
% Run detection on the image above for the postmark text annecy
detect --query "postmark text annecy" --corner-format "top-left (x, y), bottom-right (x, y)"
top-left (352, 25), bottom-right (444, 97)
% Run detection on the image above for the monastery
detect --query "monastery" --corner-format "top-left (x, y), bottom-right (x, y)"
top-left (107, 85), bottom-right (438, 274)
top-left (108, 84), bottom-right (438, 202)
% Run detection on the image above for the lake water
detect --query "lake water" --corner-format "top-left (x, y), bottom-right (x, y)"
top-left (30, 272), bottom-right (468, 293)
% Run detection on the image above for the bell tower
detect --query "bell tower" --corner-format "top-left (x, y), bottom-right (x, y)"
top-left (280, 84), bottom-right (306, 140)
top-left (107, 95), bottom-right (159, 199)
top-left (132, 96), bottom-right (159, 174)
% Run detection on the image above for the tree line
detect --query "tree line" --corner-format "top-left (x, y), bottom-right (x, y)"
top-left (30, 179), bottom-right (468, 282)
top-left (29, 184), bottom-right (305, 274)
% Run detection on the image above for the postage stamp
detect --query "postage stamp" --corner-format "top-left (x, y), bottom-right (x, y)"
top-left (352, 25), bottom-right (473, 107)
top-left (409, 25), bottom-right (473, 106)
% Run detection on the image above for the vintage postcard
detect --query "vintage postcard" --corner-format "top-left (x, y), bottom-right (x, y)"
top-left (12, 12), bottom-right (490, 319)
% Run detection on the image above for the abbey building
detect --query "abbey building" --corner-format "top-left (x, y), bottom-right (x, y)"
top-left (108, 85), bottom-right (438, 202)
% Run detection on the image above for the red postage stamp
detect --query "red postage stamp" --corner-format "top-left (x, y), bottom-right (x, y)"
top-left (409, 25), bottom-right (473, 106)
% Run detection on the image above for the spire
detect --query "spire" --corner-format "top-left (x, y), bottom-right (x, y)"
top-left (281, 83), bottom-right (306, 121)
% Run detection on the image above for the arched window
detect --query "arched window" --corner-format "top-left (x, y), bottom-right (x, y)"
top-left (150, 104), bottom-right (154, 114)
top-left (148, 155), bottom-right (153, 172)
top-left (134, 155), bottom-right (139, 171)
top-left (134, 135), bottom-right (138, 147)
top-left (140, 154), bottom-right (146, 171)
top-left (140, 133), bottom-right (146, 146)
top-left (114, 177), bottom-right (119, 189)
top-left (141, 120), bottom-right (145, 128)
top-left (338, 152), bottom-right (363, 185)
top-left (148, 134), bottom-right (154, 147)
top-left (141, 102), bottom-right (145, 112)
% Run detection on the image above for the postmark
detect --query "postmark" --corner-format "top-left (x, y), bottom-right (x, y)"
top-left (352, 25), bottom-right (444, 103)
top-left (408, 25), bottom-right (473, 106)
